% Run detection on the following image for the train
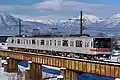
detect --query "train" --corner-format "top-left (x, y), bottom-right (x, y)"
top-left (6, 36), bottom-right (112, 60)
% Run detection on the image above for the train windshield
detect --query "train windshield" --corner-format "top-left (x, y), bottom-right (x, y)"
top-left (94, 38), bottom-right (111, 48)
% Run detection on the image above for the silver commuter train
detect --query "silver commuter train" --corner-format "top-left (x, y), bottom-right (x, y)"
top-left (6, 36), bottom-right (112, 59)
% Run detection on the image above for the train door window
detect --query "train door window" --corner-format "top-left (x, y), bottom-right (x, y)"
top-left (41, 40), bottom-right (44, 45)
top-left (85, 42), bottom-right (87, 47)
top-left (50, 40), bottom-right (52, 46)
top-left (37, 40), bottom-right (39, 45)
top-left (91, 41), bottom-right (93, 47)
top-left (63, 40), bottom-right (68, 46)
top-left (46, 40), bottom-right (49, 45)
top-left (26, 40), bottom-right (28, 44)
top-left (70, 41), bottom-right (74, 47)
top-left (11, 39), bottom-right (14, 43)
top-left (21, 40), bottom-right (22, 44)
top-left (87, 42), bottom-right (89, 47)
top-left (54, 40), bottom-right (56, 46)
top-left (17, 39), bottom-right (20, 44)
top-left (58, 41), bottom-right (61, 46)
top-left (29, 40), bottom-right (31, 44)
top-left (14, 39), bottom-right (16, 44)
top-left (7, 39), bottom-right (9, 43)
top-left (24, 39), bottom-right (26, 44)
top-left (76, 40), bottom-right (82, 47)
top-left (32, 40), bottom-right (36, 44)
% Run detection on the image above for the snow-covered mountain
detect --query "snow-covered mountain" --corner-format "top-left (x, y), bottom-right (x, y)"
top-left (0, 13), bottom-right (120, 36)
top-left (0, 13), bottom-right (52, 36)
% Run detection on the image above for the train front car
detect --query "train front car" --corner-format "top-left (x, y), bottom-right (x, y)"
top-left (90, 37), bottom-right (112, 59)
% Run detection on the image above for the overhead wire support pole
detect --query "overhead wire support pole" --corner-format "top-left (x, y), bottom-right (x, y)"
top-left (18, 19), bottom-right (22, 36)
top-left (80, 11), bottom-right (83, 35)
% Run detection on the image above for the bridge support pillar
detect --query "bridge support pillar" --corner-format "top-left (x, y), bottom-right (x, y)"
top-left (25, 61), bottom-right (42, 80)
top-left (4, 58), bottom-right (18, 73)
top-left (61, 68), bottom-right (77, 80)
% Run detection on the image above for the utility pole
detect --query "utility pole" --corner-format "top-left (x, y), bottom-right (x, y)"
top-left (18, 19), bottom-right (22, 36)
top-left (12, 19), bottom-right (27, 36)
top-left (80, 11), bottom-right (83, 35)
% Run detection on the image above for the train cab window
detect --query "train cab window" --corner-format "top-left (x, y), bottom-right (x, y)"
top-left (50, 40), bottom-right (52, 46)
top-left (70, 41), bottom-right (74, 47)
top-left (76, 40), bottom-right (82, 47)
top-left (41, 40), bottom-right (44, 45)
top-left (17, 39), bottom-right (20, 44)
top-left (46, 40), bottom-right (49, 45)
top-left (63, 40), bottom-right (68, 46)
top-left (54, 40), bottom-right (56, 46)
top-left (94, 38), bottom-right (111, 48)
top-left (11, 39), bottom-right (14, 43)
top-left (32, 40), bottom-right (36, 44)
top-left (58, 41), bottom-right (61, 46)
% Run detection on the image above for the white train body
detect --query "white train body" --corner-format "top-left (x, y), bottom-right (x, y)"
top-left (6, 36), bottom-right (112, 58)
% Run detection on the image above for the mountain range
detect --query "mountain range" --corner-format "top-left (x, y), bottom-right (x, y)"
top-left (0, 13), bottom-right (120, 36)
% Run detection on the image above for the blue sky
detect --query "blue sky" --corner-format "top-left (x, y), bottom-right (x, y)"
top-left (1, 0), bottom-right (120, 20)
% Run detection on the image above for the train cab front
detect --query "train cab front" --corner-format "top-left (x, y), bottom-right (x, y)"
top-left (90, 37), bottom-right (112, 58)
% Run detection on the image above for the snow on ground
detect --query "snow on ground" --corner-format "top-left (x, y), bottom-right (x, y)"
top-left (0, 67), bottom-right (8, 80)
top-left (0, 60), bottom-right (60, 80)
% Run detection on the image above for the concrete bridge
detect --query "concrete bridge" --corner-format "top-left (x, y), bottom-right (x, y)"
top-left (0, 50), bottom-right (120, 80)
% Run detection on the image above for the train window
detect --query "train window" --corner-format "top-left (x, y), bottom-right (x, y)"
top-left (94, 38), bottom-right (111, 48)
top-left (76, 40), bottom-right (82, 47)
top-left (11, 39), bottom-right (14, 43)
top-left (26, 40), bottom-right (28, 44)
top-left (1, 43), bottom-right (5, 45)
top-left (41, 40), bottom-right (44, 45)
top-left (17, 39), bottom-right (20, 44)
top-left (70, 41), bottom-right (74, 47)
top-left (63, 40), bottom-right (68, 46)
top-left (50, 40), bottom-right (52, 45)
top-left (46, 40), bottom-right (49, 45)
top-left (32, 40), bottom-right (36, 44)
top-left (54, 40), bottom-right (56, 46)
top-left (58, 41), bottom-right (61, 46)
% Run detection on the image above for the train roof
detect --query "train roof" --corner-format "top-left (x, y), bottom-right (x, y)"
top-left (8, 34), bottom-right (112, 39)
top-left (8, 36), bottom-right (112, 39)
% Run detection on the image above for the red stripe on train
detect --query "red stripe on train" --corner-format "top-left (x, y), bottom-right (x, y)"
top-left (90, 48), bottom-right (110, 52)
